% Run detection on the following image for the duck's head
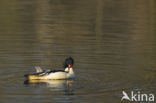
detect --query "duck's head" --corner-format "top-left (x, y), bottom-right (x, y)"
top-left (63, 57), bottom-right (74, 69)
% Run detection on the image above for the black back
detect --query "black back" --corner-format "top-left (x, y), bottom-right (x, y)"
top-left (63, 57), bottom-right (74, 68)
top-left (48, 70), bottom-right (65, 73)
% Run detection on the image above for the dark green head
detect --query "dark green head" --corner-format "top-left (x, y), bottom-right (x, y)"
top-left (63, 57), bottom-right (74, 68)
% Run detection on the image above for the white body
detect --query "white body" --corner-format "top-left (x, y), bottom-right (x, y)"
top-left (42, 67), bottom-right (75, 80)
top-left (33, 67), bottom-right (75, 80)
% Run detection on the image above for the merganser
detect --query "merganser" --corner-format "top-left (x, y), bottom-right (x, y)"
top-left (24, 57), bottom-right (75, 80)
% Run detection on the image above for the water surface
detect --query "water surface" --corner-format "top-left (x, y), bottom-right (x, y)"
top-left (0, 0), bottom-right (156, 103)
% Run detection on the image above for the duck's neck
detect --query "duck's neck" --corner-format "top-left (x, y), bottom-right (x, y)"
top-left (68, 68), bottom-right (74, 74)
top-left (65, 67), bottom-right (74, 74)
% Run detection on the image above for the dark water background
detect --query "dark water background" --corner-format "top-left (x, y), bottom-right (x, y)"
top-left (0, 0), bottom-right (155, 103)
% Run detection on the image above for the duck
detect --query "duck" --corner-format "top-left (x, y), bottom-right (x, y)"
top-left (24, 57), bottom-right (75, 80)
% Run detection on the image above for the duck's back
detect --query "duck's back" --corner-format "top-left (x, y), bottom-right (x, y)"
top-left (45, 72), bottom-right (69, 80)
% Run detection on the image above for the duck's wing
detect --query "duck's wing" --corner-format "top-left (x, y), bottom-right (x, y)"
top-left (24, 67), bottom-right (48, 78)
top-left (24, 68), bottom-right (66, 79)
top-left (35, 66), bottom-right (43, 73)
top-left (24, 71), bottom-right (46, 77)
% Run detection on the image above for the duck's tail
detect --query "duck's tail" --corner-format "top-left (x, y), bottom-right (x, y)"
top-left (24, 73), bottom-right (46, 80)
top-left (24, 66), bottom-right (45, 80)
top-left (34, 66), bottom-right (43, 73)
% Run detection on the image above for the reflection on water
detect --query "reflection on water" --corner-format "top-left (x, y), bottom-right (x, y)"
top-left (0, 0), bottom-right (156, 103)
top-left (24, 80), bottom-right (74, 94)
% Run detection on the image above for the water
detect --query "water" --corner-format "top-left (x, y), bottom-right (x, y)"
top-left (0, 0), bottom-right (156, 103)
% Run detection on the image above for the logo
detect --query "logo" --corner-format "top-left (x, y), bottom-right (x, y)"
top-left (121, 91), bottom-right (155, 102)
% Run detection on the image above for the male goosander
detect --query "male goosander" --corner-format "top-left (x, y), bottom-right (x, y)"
top-left (24, 57), bottom-right (75, 80)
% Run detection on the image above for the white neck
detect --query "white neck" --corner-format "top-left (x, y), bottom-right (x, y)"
top-left (69, 68), bottom-right (74, 74)
top-left (65, 67), bottom-right (74, 74)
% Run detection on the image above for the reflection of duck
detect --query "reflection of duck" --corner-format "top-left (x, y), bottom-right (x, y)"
top-left (24, 79), bottom-right (74, 94)
top-left (24, 79), bottom-right (72, 88)
top-left (24, 57), bottom-right (75, 80)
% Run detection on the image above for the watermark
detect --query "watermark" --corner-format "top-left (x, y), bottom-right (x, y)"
top-left (121, 91), bottom-right (155, 102)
